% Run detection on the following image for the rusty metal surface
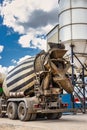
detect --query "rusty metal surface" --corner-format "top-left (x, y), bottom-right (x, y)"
top-left (37, 108), bottom-right (77, 113)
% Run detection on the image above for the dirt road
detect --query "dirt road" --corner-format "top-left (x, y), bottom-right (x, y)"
top-left (0, 114), bottom-right (87, 130)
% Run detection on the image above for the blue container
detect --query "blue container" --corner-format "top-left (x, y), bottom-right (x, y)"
top-left (60, 94), bottom-right (73, 108)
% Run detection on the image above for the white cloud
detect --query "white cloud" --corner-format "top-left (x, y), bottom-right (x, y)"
top-left (17, 55), bottom-right (32, 64)
top-left (11, 55), bottom-right (32, 65)
top-left (0, 45), bottom-right (4, 61)
top-left (0, 0), bottom-right (58, 75)
top-left (18, 34), bottom-right (32, 48)
top-left (41, 24), bottom-right (54, 34)
top-left (0, 65), bottom-right (8, 74)
top-left (18, 25), bottom-right (54, 51)
top-left (1, 0), bottom-right (58, 50)
top-left (0, 55), bottom-right (32, 75)
top-left (18, 29), bottom-right (47, 51)
top-left (1, 0), bottom-right (58, 51)
top-left (29, 0), bottom-right (57, 12)
top-left (11, 59), bottom-right (17, 64)
top-left (0, 65), bottom-right (15, 75)
top-left (1, 0), bottom-right (57, 33)
top-left (7, 66), bottom-right (15, 72)
top-left (0, 45), bottom-right (4, 53)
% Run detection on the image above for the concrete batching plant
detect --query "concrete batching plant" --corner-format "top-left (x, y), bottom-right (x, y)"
top-left (47, 0), bottom-right (87, 113)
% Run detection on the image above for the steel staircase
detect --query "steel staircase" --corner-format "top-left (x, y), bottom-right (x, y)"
top-left (73, 79), bottom-right (87, 113)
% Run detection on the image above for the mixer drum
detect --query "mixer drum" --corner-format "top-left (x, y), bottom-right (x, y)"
top-left (3, 57), bottom-right (36, 97)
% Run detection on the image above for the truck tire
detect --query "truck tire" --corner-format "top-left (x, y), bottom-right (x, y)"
top-left (47, 113), bottom-right (58, 119)
top-left (0, 113), bottom-right (6, 118)
top-left (18, 102), bottom-right (31, 121)
top-left (7, 102), bottom-right (18, 119)
top-left (36, 113), bottom-right (45, 119)
top-left (57, 112), bottom-right (62, 119)
top-left (30, 114), bottom-right (36, 120)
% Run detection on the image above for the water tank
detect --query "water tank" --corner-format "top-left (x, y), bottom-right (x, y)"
top-left (58, 0), bottom-right (87, 70)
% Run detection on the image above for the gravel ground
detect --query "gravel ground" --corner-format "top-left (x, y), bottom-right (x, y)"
top-left (0, 113), bottom-right (87, 130)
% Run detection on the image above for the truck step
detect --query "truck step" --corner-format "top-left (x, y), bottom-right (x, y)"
top-left (1, 104), bottom-right (7, 107)
top-left (1, 111), bottom-right (7, 113)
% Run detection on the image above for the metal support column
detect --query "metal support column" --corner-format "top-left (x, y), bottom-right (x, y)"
top-left (71, 45), bottom-right (75, 109)
top-left (82, 67), bottom-right (86, 113)
top-left (70, 47), bottom-right (87, 113)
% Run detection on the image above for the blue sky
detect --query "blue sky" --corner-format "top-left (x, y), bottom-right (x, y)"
top-left (0, 0), bottom-right (58, 73)
top-left (0, 19), bottom-right (40, 66)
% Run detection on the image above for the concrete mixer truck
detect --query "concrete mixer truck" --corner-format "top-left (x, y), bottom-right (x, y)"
top-left (0, 43), bottom-right (74, 121)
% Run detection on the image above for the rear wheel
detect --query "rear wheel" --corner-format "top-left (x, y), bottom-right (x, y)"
top-left (18, 102), bottom-right (31, 121)
top-left (57, 112), bottom-right (62, 119)
top-left (0, 113), bottom-right (6, 118)
top-left (30, 114), bottom-right (36, 120)
top-left (7, 102), bottom-right (18, 119)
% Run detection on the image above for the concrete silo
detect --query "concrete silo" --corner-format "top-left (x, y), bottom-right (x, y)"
top-left (58, 0), bottom-right (87, 71)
